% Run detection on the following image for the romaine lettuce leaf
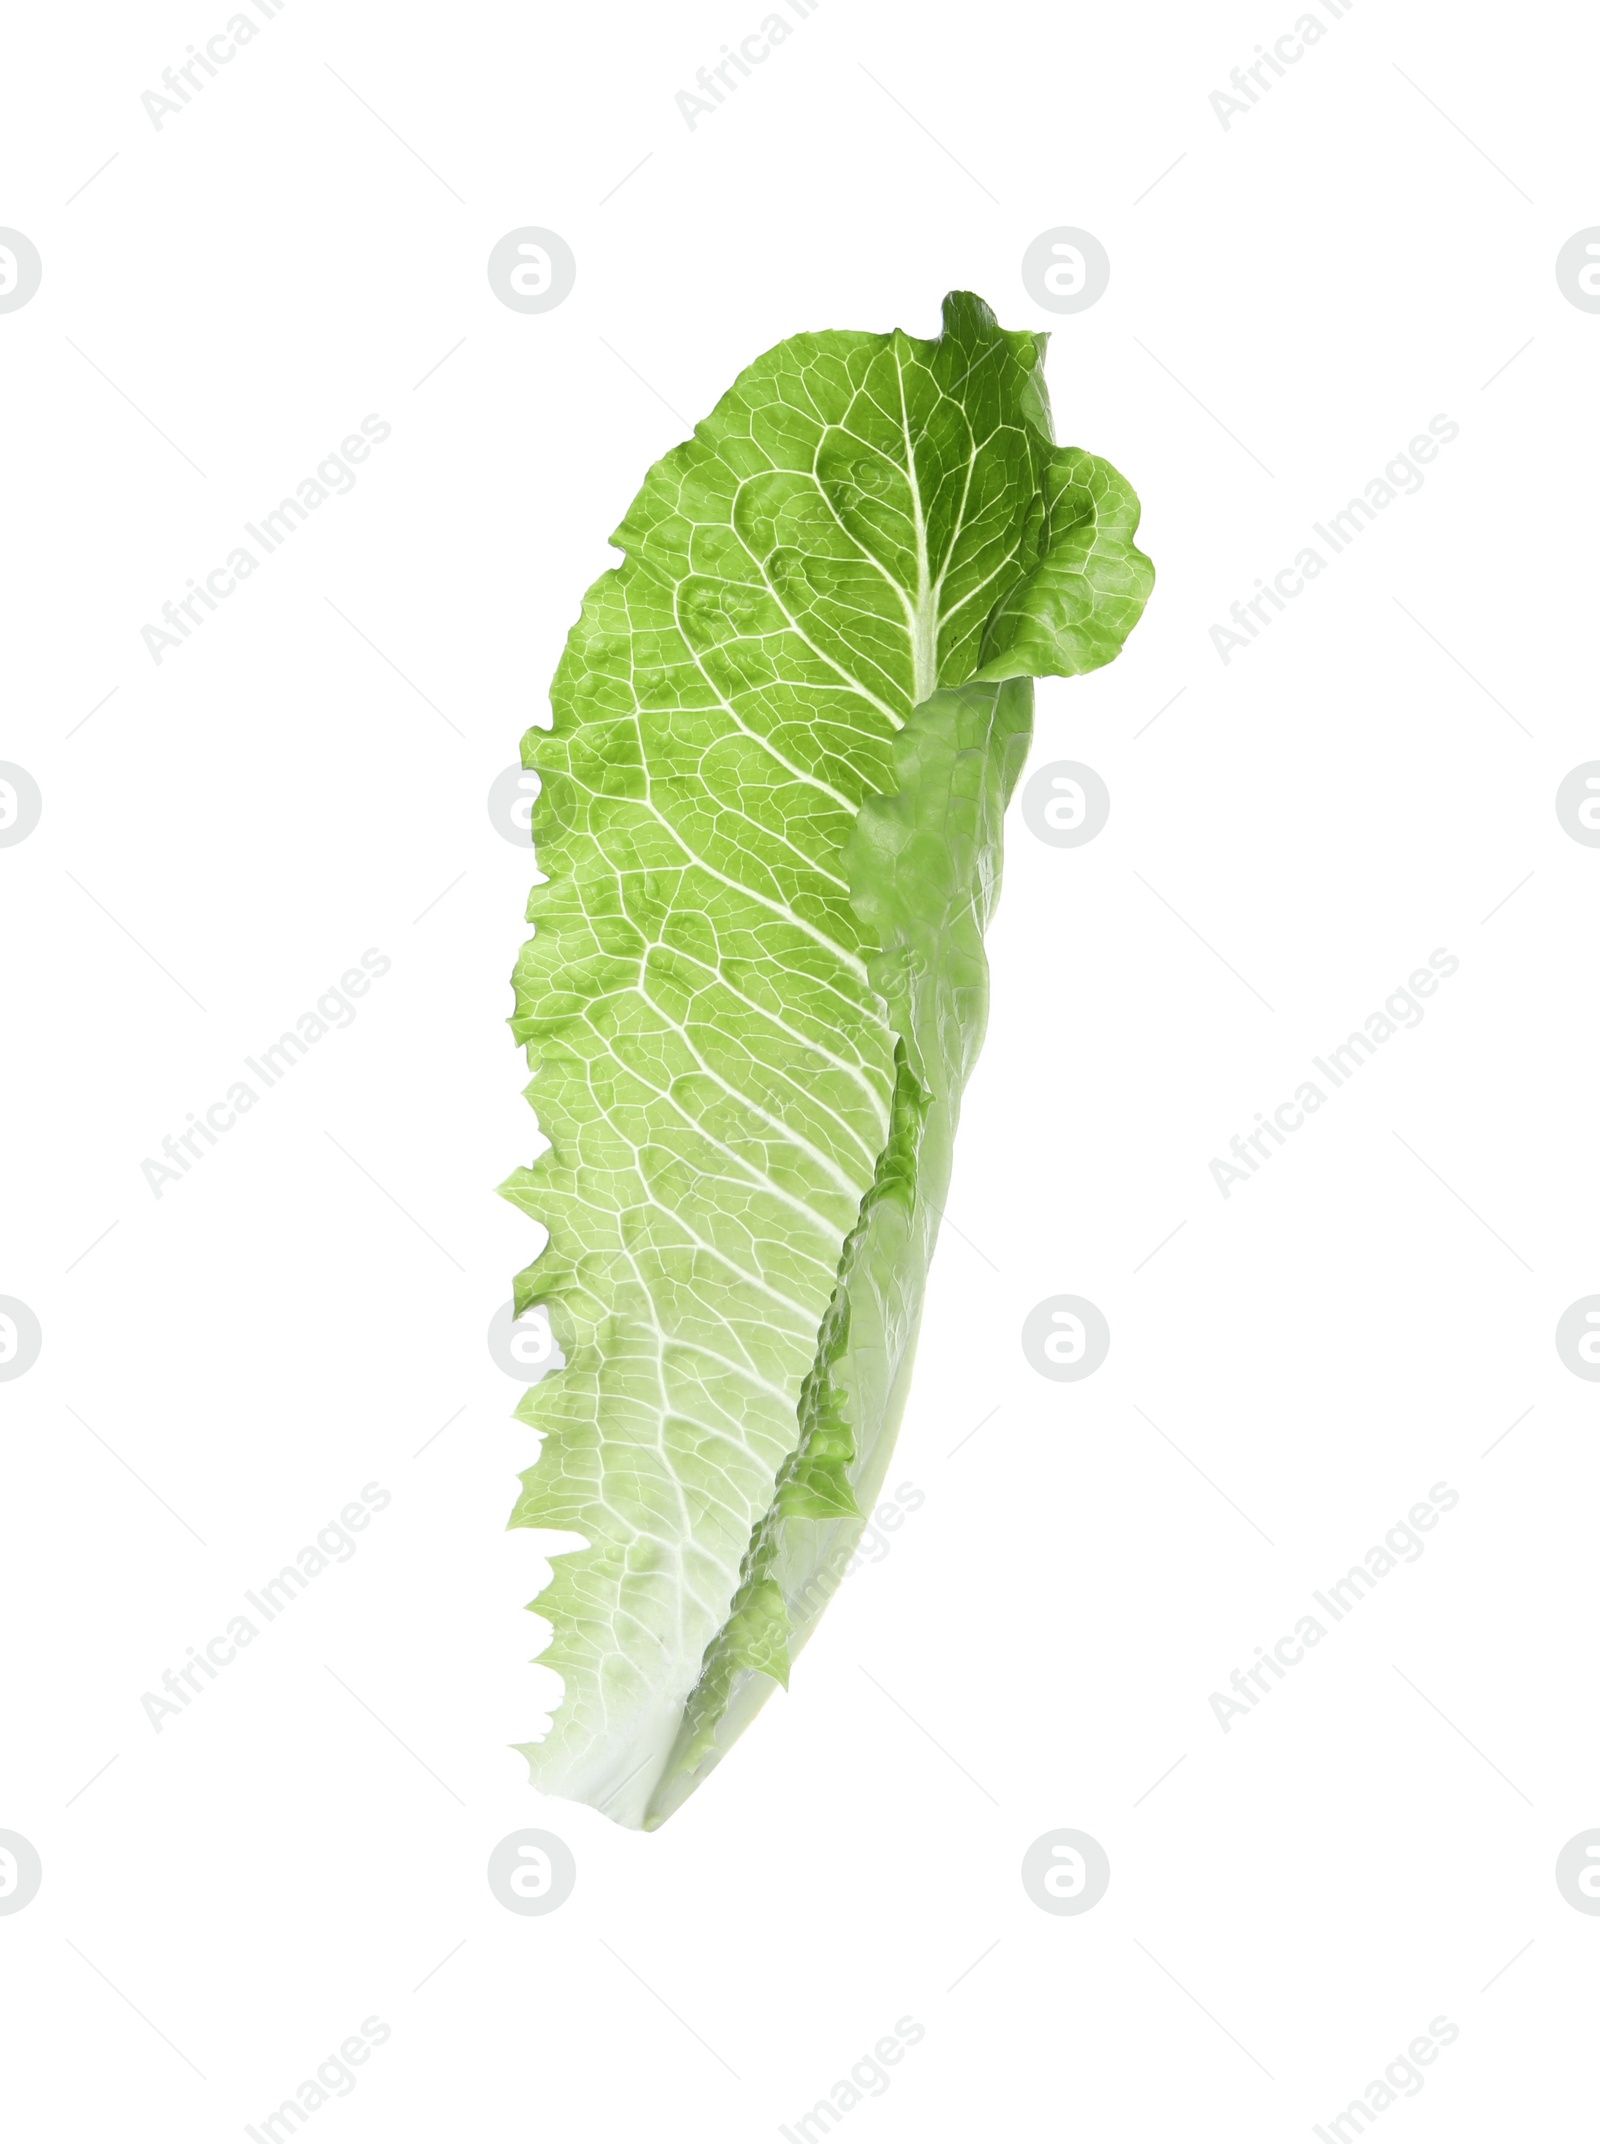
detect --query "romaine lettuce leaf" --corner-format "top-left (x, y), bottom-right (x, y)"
top-left (501, 291), bottom-right (1151, 1827)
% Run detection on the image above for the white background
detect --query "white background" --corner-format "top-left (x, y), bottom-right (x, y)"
top-left (4, 1), bottom-right (1598, 2137)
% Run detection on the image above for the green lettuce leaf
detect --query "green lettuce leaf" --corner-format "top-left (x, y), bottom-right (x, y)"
top-left (501, 291), bottom-right (1151, 1827)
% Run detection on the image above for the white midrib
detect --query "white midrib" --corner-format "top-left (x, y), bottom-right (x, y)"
top-left (896, 356), bottom-right (938, 704)
top-left (910, 538), bottom-right (936, 702)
